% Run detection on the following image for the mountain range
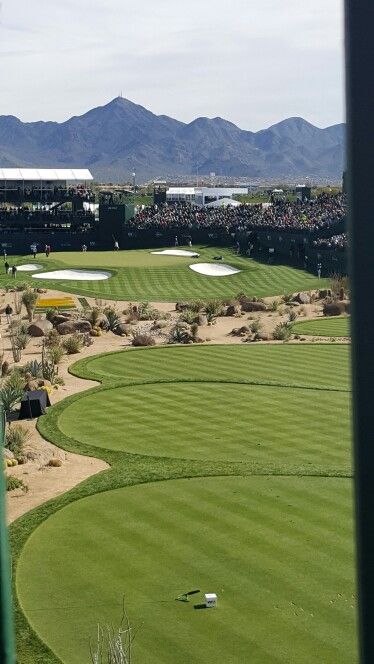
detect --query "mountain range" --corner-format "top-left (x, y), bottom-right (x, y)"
top-left (0, 97), bottom-right (345, 183)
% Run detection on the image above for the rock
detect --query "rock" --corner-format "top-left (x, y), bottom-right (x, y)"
top-left (96, 313), bottom-right (109, 329)
top-left (36, 288), bottom-right (47, 293)
top-left (74, 319), bottom-right (92, 333)
top-left (113, 323), bottom-right (129, 336)
top-left (53, 314), bottom-right (71, 326)
top-left (323, 301), bottom-right (346, 316)
top-left (318, 289), bottom-right (331, 299)
top-left (294, 292), bottom-right (311, 305)
top-left (195, 313), bottom-right (208, 326)
top-left (226, 304), bottom-right (241, 316)
top-left (241, 300), bottom-right (267, 312)
top-left (28, 319), bottom-right (53, 337)
top-left (239, 326), bottom-right (250, 335)
top-left (3, 448), bottom-right (14, 460)
top-left (57, 321), bottom-right (76, 335)
top-left (175, 302), bottom-right (190, 311)
top-left (258, 333), bottom-right (269, 341)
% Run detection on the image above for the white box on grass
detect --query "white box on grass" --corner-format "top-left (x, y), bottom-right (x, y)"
top-left (205, 593), bottom-right (217, 608)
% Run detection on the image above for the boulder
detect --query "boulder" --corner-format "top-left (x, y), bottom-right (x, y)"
top-left (241, 300), bottom-right (267, 312)
top-left (175, 302), bottom-right (190, 312)
top-left (294, 292), bottom-right (311, 305)
top-left (113, 323), bottom-right (129, 336)
top-left (52, 314), bottom-right (71, 326)
top-left (226, 304), bottom-right (241, 316)
top-left (57, 321), bottom-right (76, 335)
top-left (28, 319), bottom-right (53, 337)
top-left (318, 289), bottom-right (331, 299)
top-left (323, 301), bottom-right (346, 317)
top-left (195, 313), bottom-right (208, 326)
top-left (96, 313), bottom-right (109, 329)
top-left (74, 319), bottom-right (92, 333)
top-left (258, 333), bottom-right (270, 341)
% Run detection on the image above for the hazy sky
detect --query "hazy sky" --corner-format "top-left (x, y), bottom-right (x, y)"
top-left (0, 0), bottom-right (344, 130)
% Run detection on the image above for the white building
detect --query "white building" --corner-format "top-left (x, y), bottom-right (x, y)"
top-left (166, 186), bottom-right (248, 206)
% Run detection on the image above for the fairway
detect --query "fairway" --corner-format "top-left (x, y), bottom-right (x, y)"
top-left (294, 317), bottom-right (350, 337)
top-left (15, 344), bottom-right (355, 663)
top-left (2, 246), bottom-right (327, 300)
top-left (17, 476), bottom-right (356, 664)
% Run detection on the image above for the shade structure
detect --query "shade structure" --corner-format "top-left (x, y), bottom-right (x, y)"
top-left (0, 168), bottom-right (93, 181)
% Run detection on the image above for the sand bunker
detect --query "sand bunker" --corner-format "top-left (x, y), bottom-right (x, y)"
top-left (189, 263), bottom-right (241, 277)
top-left (32, 269), bottom-right (111, 281)
top-left (17, 264), bottom-right (43, 272)
top-left (152, 249), bottom-right (200, 257)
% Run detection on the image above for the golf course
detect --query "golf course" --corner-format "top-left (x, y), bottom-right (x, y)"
top-left (2, 246), bottom-right (327, 300)
top-left (12, 343), bottom-right (356, 664)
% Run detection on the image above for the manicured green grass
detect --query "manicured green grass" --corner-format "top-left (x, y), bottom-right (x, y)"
top-left (13, 344), bottom-right (355, 663)
top-left (17, 476), bottom-right (356, 664)
top-left (294, 317), bottom-right (350, 338)
top-left (1, 246), bottom-right (327, 301)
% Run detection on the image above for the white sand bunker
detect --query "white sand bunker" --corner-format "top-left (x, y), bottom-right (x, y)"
top-left (17, 264), bottom-right (43, 272)
top-left (152, 249), bottom-right (200, 257)
top-left (32, 269), bottom-right (111, 281)
top-left (189, 263), bottom-right (241, 277)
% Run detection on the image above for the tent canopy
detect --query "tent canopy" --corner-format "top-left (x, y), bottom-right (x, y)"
top-left (0, 168), bottom-right (93, 181)
top-left (205, 197), bottom-right (241, 208)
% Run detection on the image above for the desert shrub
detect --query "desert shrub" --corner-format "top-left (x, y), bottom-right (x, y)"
top-left (188, 299), bottom-right (205, 313)
top-left (21, 288), bottom-right (38, 321)
top-left (53, 375), bottom-right (65, 386)
top-left (152, 319), bottom-right (168, 330)
top-left (169, 323), bottom-right (192, 344)
top-left (273, 322), bottom-right (293, 341)
top-left (205, 299), bottom-right (223, 318)
top-left (47, 458), bottom-right (62, 467)
top-left (5, 424), bottom-right (29, 457)
top-left (23, 359), bottom-right (43, 378)
top-left (282, 293), bottom-right (293, 304)
top-left (277, 305), bottom-right (285, 316)
top-left (137, 302), bottom-right (157, 320)
top-left (287, 309), bottom-right (297, 322)
top-left (131, 334), bottom-right (156, 347)
top-left (323, 301), bottom-right (346, 317)
top-left (62, 333), bottom-right (83, 354)
top-left (45, 328), bottom-right (61, 348)
top-left (48, 345), bottom-right (65, 365)
top-left (190, 322), bottom-right (199, 341)
top-left (0, 382), bottom-right (23, 419)
top-left (104, 307), bottom-right (121, 332)
top-left (15, 331), bottom-right (30, 350)
top-left (270, 300), bottom-right (279, 312)
top-left (330, 273), bottom-right (349, 299)
top-left (250, 319), bottom-right (262, 335)
top-left (6, 475), bottom-right (28, 492)
top-left (180, 309), bottom-right (196, 325)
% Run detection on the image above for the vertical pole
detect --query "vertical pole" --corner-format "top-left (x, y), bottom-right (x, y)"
top-left (345, 2), bottom-right (374, 662)
top-left (0, 405), bottom-right (16, 663)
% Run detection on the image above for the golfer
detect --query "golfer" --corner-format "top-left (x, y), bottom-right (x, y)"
top-left (4, 261), bottom-right (9, 274)
top-left (11, 265), bottom-right (17, 278)
top-left (317, 263), bottom-right (322, 279)
top-left (114, 240), bottom-right (119, 251)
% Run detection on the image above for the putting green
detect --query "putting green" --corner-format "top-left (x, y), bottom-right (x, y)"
top-left (1, 246), bottom-right (327, 300)
top-left (17, 476), bottom-right (356, 664)
top-left (293, 317), bottom-right (350, 338)
top-left (59, 381), bottom-right (350, 466)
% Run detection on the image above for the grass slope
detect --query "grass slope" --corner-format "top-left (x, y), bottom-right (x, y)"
top-left (294, 317), bottom-right (350, 338)
top-left (13, 344), bottom-right (355, 664)
top-left (17, 477), bottom-right (355, 664)
top-left (1, 246), bottom-right (327, 301)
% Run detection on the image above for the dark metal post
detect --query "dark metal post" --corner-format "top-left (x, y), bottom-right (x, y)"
top-left (0, 405), bottom-right (16, 663)
top-left (345, 2), bottom-right (374, 662)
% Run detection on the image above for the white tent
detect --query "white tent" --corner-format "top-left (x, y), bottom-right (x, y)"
top-left (205, 197), bottom-right (241, 208)
top-left (0, 168), bottom-right (93, 181)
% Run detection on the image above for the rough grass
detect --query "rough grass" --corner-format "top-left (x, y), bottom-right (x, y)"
top-left (2, 247), bottom-right (328, 301)
top-left (293, 316), bottom-right (350, 337)
top-left (12, 344), bottom-right (356, 664)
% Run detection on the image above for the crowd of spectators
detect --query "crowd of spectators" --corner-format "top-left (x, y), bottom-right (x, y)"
top-left (0, 206), bottom-right (95, 233)
top-left (0, 184), bottom-right (95, 205)
top-left (132, 193), bottom-right (346, 237)
top-left (313, 233), bottom-right (347, 250)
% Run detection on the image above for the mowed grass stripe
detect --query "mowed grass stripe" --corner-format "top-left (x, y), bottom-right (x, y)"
top-left (74, 344), bottom-right (350, 391)
top-left (294, 317), bottom-right (350, 337)
top-left (17, 476), bottom-right (356, 664)
top-left (58, 381), bottom-right (351, 472)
